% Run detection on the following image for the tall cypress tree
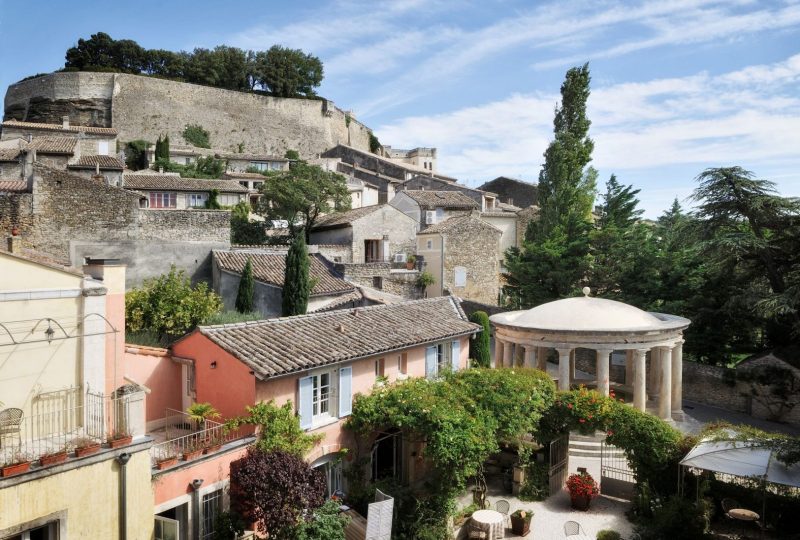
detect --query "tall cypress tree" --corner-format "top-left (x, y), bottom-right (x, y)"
top-left (282, 233), bottom-right (310, 316)
top-left (162, 134), bottom-right (170, 161)
top-left (235, 257), bottom-right (255, 314)
top-left (504, 63), bottom-right (597, 307)
top-left (468, 311), bottom-right (491, 368)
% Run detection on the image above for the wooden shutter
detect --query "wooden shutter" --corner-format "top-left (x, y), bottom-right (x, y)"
top-left (298, 376), bottom-right (313, 429)
top-left (425, 346), bottom-right (437, 379)
top-left (451, 340), bottom-right (460, 371)
top-left (339, 366), bottom-right (353, 417)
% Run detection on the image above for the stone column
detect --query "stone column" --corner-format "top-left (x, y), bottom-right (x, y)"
top-left (536, 347), bottom-right (548, 371)
top-left (633, 349), bottom-right (648, 411)
top-left (595, 349), bottom-right (613, 397)
top-left (494, 339), bottom-right (504, 368)
top-left (671, 340), bottom-right (684, 418)
top-left (648, 347), bottom-right (661, 401)
top-left (556, 348), bottom-right (572, 391)
top-left (659, 346), bottom-right (673, 421)
top-left (503, 341), bottom-right (514, 369)
top-left (569, 349), bottom-right (576, 384)
top-left (524, 347), bottom-right (535, 369)
top-left (625, 350), bottom-right (633, 386)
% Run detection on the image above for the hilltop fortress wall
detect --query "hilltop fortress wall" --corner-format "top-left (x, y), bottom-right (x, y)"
top-left (4, 72), bottom-right (372, 157)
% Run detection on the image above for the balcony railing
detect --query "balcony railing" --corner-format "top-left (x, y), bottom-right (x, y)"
top-left (149, 409), bottom-right (247, 468)
top-left (0, 386), bottom-right (142, 467)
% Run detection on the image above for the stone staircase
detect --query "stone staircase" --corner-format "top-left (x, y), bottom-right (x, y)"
top-left (567, 431), bottom-right (626, 459)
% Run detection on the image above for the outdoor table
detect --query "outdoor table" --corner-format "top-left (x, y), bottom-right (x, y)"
top-left (728, 508), bottom-right (760, 521)
top-left (471, 509), bottom-right (505, 539)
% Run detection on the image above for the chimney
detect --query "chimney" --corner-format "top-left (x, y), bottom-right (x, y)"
top-left (7, 234), bottom-right (21, 253)
top-left (62, 116), bottom-right (70, 129)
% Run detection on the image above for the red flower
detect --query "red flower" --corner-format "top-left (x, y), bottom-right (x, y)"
top-left (607, 430), bottom-right (614, 436)
top-left (567, 403), bottom-right (573, 409)
top-left (579, 418), bottom-right (586, 423)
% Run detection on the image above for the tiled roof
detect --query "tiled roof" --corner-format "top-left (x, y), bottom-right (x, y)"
top-left (222, 172), bottom-right (269, 180)
top-left (0, 181), bottom-right (27, 193)
top-left (216, 152), bottom-right (288, 162)
top-left (0, 149), bottom-right (21, 161)
top-left (68, 155), bottom-right (125, 170)
top-left (0, 245), bottom-right (82, 277)
top-left (2, 119), bottom-right (118, 135)
top-left (214, 250), bottom-right (355, 297)
top-left (312, 205), bottom-right (384, 230)
top-left (496, 201), bottom-right (522, 212)
top-left (123, 174), bottom-right (249, 193)
top-left (418, 214), bottom-right (502, 235)
top-left (197, 296), bottom-right (479, 379)
top-left (403, 190), bottom-right (479, 209)
top-left (309, 289), bottom-right (364, 312)
top-left (27, 136), bottom-right (77, 154)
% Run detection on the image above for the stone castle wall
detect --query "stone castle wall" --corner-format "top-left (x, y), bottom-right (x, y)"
top-left (4, 72), bottom-right (372, 157)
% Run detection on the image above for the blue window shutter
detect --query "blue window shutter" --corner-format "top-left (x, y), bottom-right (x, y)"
top-left (451, 340), bottom-right (460, 371)
top-left (339, 366), bottom-right (353, 417)
top-left (298, 376), bottom-right (313, 429)
top-left (425, 346), bottom-right (437, 379)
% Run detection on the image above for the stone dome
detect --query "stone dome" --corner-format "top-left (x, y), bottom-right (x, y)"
top-left (491, 296), bottom-right (676, 333)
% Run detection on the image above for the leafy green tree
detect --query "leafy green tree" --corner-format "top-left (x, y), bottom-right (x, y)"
top-left (182, 124), bottom-right (211, 148)
top-left (231, 202), bottom-right (267, 245)
top-left (252, 45), bottom-right (323, 97)
top-left (256, 162), bottom-right (350, 242)
top-left (155, 156), bottom-right (225, 179)
top-left (284, 149), bottom-right (300, 160)
top-left (597, 174), bottom-right (643, 229)
top-left (293, 500), bottom-right (349, 540)
top-left (65, 32), bottom-right (119, 70)
top-left (504, 64), bottom-right (596, 307)
top-left (227, 400), bottom-right (322, 456)
top-left (282, 234), bottom-right (310, 316)
top-left (125, 265), bottom-right (222, 339)
top-left (468, 311), bottom-right (492, 368)
top-left (205, 189), bottom-right (222, 209)
top-left (235, 257), bottom-right (255, 314)
top-left (124, 140), bottom-right (149, 170)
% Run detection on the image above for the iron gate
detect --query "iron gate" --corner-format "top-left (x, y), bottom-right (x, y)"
top-left (548, 434), bottom-right (569, 495)
top-left (600, 441), bottom-right (635, 499)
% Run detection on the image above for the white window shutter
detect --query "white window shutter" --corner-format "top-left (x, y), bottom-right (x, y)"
top-left (298, 376), bottom-right (313, 429)
top-left (339, 366), bottom-right (353, 417)
top-left (425, 346), bottom-right (437, 379)
top-left (451, 340), bottom-right (460, 371)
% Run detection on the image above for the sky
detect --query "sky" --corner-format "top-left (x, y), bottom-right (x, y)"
top-left (1, 0), bottom-right (799, 217)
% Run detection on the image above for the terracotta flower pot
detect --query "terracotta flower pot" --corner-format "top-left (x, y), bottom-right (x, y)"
top-left (39, 451), bottom-right (68, 467)
top-left (571, 494), bottom-right (592, 511)
top-left (203, 443), bottom-right (223, 455)
top-left (1, 461), bottom-right (31, 477)
top-left (511, 514), bottom-right (532, 535)
top-left (156, 456), bottom-right (178, 470)
top-left (75, 443), bottom-right (102, 458)
top-left (182, 449), bottom-right (203, 461)
top-left (108, 435), bottom-right (132, 449)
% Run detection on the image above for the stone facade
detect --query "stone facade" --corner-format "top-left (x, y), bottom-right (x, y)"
top-left (478, 177), bottom-right (538, 208)
top-left (5, 73), bottom-right (372, 158)
top-left (0, 166), bottom-right (230, 285)
top-left (515, 205), bottom-right (539, 246)
top-left (335, 262), bottom-right (421, 298)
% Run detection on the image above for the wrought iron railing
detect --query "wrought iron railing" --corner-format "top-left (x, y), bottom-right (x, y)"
top-left (149, 410), bottom-right (246, 468)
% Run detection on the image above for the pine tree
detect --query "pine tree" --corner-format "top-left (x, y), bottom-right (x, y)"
top-left (504, 63), bottom-right (597, 307)
top-left (282, 233), bottom-right (310, 316)
top-left (235, 257), bottom-right (255, 314)
top-left (468, 311), bottom-right (491, 368)
top-left (598, 174), bottom-right (643, 229)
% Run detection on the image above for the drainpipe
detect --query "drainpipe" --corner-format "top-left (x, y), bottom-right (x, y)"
top-left (191, 478), bottom-right (204, 540)
top-left (117, 452), bottom-right (131, 540)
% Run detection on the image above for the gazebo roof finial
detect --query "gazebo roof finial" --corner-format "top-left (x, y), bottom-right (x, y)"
top-left (582, 286), bottom-right (591, 297)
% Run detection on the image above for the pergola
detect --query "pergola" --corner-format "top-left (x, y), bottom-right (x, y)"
top-left (489, 288), bottom-right (691, 421)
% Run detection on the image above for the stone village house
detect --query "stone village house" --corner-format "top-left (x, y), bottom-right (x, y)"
top-left (122, 173), bottom-right (248, 209)
top-left (389, 189), bottom-right (479, 231)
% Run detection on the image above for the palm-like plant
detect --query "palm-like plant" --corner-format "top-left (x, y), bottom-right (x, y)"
top-left (186, 402), bottom-right (220, 425)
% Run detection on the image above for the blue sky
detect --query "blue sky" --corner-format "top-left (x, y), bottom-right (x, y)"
top-left (1, 0), bottom-right (799, 217)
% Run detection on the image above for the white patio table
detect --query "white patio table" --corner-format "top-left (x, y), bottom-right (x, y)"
top-left (470, 509), bottom-right (505, 539)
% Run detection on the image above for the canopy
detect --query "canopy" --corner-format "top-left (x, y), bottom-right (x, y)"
top-left (681, 438), bottom-right (800, 488)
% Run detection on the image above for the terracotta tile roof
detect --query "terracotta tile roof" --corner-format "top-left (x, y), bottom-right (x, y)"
top-left (68, 155), bottom-right (125, 170)
top-left (214, 250), bottom-right (355, 297)
top-left (0, 181), bottom-right (27, 193)
top-left (222, 172), bottom-right (269, 180)
top-left (402, 190), bottom-right (479, 209)
top-left (418, 214), bottom-right (502, 235)
top-left (312, 204), bottom-right (384, 230)
top-left (0, 149), bottom-right (21, 161)
top-left (2, 119), bottom-right (118, 136)
top-left (216, 152), bottom-right (288, 162)
top-left (26, 136), bottom-right (77, 154)
top-left (310, 289), bottom-right (364, 312)
top-left (496, 201), bottom-right (522, 211)
top-left (123, 174), bottom-right (249, 193)
top-left (197, 296), bottom-right (479, 379)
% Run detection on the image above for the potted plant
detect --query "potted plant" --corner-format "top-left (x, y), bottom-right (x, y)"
top-left (39, 446), bottom-right (69, 467)
top-left (186, 402), bottom-right (221, 428)
top-left (156, 450), bottom-right (178, 470)
top-left (406, 254), bottom-right (417, 270)
top-left (107, 429), bottom-right (133, 449)
top-left (73, 436), bottom-right (102, 458)
top-left (416, 270), bottom-right (435, 297)
top-left (1, 452), bottom-right (31, 477)
top-left (566, 471), bottom-right (599, 511)
top-left (510, 509), bottom-right (533, 536)
top-left (182, 440), bottom-right (204, 461)
top-left (203, 433), bottom-right (225, 455)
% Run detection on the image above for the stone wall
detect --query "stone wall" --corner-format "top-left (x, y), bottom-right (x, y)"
top-left (336, 262), bottom-right (420, 298)
top-left (440, 217), bottom-right (501, 306)
top-left (477, 177), bottom-right (538, 208)
top-left (682, 361), bottom-right (748, 413)
top-left (5, 73), bottom-right (372, 158)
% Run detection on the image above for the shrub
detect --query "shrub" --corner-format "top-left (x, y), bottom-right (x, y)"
top-left (205, 189), bottom-right (221, 209)
top-left (284, 149), bottom-right (300, 160)
top-left (235, 257), bottom-right (255, 314)
top-left (227, 400), bottom-right (322, 456)
top-left (154, 156), bottom-right (225, 179)
top-left (596, 530), bottom-right (621, 540)
top-left (468, 311), bottom-right (491, 367)
top-left (292, 500), bottom-right (349, 540)
top-left (369, 132), bottom-right (381, 154)
top-left (124, 139), bottom-right (150, 170)
top-left (566, 471), bottom-right (599, 500)
top-left (635, 496), bottom-right (710, 540)
top-left (183, 123), bottom-right (211, 148)
top-left (518, 460), bottom-right (549, 501)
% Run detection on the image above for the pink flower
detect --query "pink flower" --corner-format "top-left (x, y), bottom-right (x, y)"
top-left (579, 418), bottom-right (586, 423)
top-left (567, 403), bottom-right (573, 409)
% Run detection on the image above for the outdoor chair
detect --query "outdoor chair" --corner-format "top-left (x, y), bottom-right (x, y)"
top-left (0, 408), bottom-right (23, 448)
top-left (495, 499), bottom-right (510, 527)
top-left (564, 520), bottom-right (586, 538)
top-left (467, 522), bottom-right (488, 540)
top-left (721, 498), bottom-right (739, 518)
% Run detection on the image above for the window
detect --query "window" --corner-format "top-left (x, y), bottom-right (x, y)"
top-left (149, 192), bottom-right (176, 209)
top-left (201, 489), bottom-right (223, 540)
top-left (250, 161), bottom-right (268, 171)
top-left (372, 276), bottom-right (383, 289)
top-left (436, 343), bottom-right (448, 373)
top-left (189, 193), bottom-right (208, 208)
top-left (253, 181), bottom-right (263, 190)
top-left (270, 161), bottom-right (283, 170)
top-left (435, 208), bottom-right (444, 222)
top-left (426, 341), bottom-right (459, 379)
top-left (239, 181), bottom-right (249, 188)
top-left (299, 367), bottom-right (350, 429)
top-left (398, 353), bottom-right (407, 375)
top-left (313, 456), bottom-right (343, 498)
top-left (185, 157), bottom-right (192, 165)
top-left (454, 266), bottom-right (467, 287)
top-left (426, 240), bottom-right (433, 249)
top-left (98, 140), bottom-right (109, 156)
top-left (6, 521), bottom-right (59, 540)
top-left (375, 358), bottom-right (385, 379)
top-left (312, 372), bottom-right (331, 420)
top-left (365, 239), bottom-right (381, 263)
top-left (371, 430), bottom-right (402, 481)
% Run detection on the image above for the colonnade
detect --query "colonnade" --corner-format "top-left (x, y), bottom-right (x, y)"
top-left (493, 338), bottom-right (684, 421)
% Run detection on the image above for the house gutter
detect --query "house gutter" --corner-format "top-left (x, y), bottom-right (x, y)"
top-left (116, 452), bottom-right (131, 540)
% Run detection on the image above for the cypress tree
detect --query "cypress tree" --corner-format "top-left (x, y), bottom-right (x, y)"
top-left (163, 134), bottom-right (170, 161)
top-left (235, 257), bottom-right (255, 314)
top-left (282, 233), bottom-right (310, 316)
top-left (468, 311), bottom-right (491, 368)
top-left (154, 136), bottom-right (162, 161)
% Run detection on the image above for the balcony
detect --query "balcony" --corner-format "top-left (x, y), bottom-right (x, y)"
top-left (148, 409), bottom-right (250, 471)
top-left (0, 386), bottom-right (144, 475)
